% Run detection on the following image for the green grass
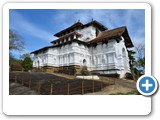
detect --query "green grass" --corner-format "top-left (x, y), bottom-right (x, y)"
top-left (109, 90), bottom-right (140, 95)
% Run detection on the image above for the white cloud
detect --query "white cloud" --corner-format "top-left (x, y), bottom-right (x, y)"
top-left (10, 10), bottom-right (55, 42)
top-left (51, 10), bottom-right (118, 30)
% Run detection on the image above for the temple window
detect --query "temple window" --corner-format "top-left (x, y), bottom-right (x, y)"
top-left (71, 35), bottom-right (74, 40)
top-left (96, 28), bottom-right (99, 36)
top-left (76, 35), bottom-right (78, 39)
top-left (66, 37), bottom-right (68, 42)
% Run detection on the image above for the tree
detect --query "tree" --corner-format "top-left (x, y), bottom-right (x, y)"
top-left (9, 29), bottom-right (24, 51)
top-left (20, 53), bottom-right (31, 60)
top-left (134, 42), bottom-right (145, 75)
top-left (127, 49), bottom-right (136, 68)
top-left (22, 56), bottom-right (33, 72)
top-left (127, 42), bottom-right (145, 79)
top-left (9, 53), bottom-right (23, 71)
top-left (9, 29), bottom-right (25, 70)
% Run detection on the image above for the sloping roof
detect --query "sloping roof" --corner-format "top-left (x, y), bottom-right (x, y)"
top-left (54, 21), bottom-right (83, 37)
top-left (88, 26), bottom-right (134, 48)
top-left (31, 45), bottom-right (54, 54)
top-left (84, 20), bottom-right (108, 31)
top-left (31, 26), bottom-right (133, 54)
top-left (51, 31), bottom-right (82, 44)
top-left (54, 20), bottom-right (108, 37)
top-left (31, 39), bottom-right (87, 54)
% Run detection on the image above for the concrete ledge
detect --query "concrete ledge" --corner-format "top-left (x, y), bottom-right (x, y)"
top-left (76, 75), bottom-right (99, 80)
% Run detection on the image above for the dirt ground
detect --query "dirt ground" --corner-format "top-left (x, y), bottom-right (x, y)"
top-left (9, 71), bottom-right (137, 95)
top-left (86, 79), bottom-right (137, 95)
top-left (9, 82), bottom-right (39, 95)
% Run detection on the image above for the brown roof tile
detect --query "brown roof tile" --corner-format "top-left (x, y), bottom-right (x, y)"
top-left (54, 21), bottom-right (83, 37)
top-left (88, 26), bottom-right (134, 48)
top-left (31, 39), bottom-right (87, 54)
top-left (51, 32), bottom-right (82, 44)
top-left (54, 20), bottom-right (108, 37)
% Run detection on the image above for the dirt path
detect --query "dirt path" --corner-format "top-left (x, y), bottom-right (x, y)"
top-left (9, 82), bottom-right (39, 95)
top-left (85, 79), bottom-right (137, 95)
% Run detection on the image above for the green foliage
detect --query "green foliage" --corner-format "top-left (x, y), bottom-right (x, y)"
top-left (56, 67), bottom-right (77, 75)
top-left (9, 29), bottom-right (25, 70)
top-left (110, 90), bottom-right (140, 95)
top-left (20, 53), bottom-right (31, 60)
top-left (138, 57), bottom-right (145, 69)
top-left (127, 43), bottom-right (145, 79)
top-left (80, 66), bottom-right (90, 75)
top-left (127, 49), bottom-right (136, 68)
top-left (125, 72), bottom-right (133, 79)
top-left (134, 42), bottom-right (145, 75)
top-left (22, 56), bottom-right (33, 72)
top-left (9, 54), bottom-right (23, 71)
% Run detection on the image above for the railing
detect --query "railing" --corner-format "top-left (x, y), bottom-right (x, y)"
top-left (9, 73), bottom-right (115, 95)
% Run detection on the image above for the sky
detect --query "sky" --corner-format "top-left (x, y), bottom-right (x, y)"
top-left (9, 9), bottom-right (145, 58)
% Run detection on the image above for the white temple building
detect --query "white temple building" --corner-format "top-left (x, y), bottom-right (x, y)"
top-left (31, 20), bottom-right (134, 78)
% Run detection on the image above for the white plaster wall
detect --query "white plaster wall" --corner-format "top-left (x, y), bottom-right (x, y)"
top-left (88, 40), bottom-right (117, 70)
top-left (70, 42), bottom-right (91, 67)
top-left (114, 37), bottom-right (130, 78)
top-left (33, 42), bottom-right (91, 67)
top-left (76, 26), bottom-right (97, 41)
top-left (33, 36), bottom-right (130, 78)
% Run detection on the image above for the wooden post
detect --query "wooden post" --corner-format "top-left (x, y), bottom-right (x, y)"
top-left (82, 80), bottom-right (84, 95)
top-left (114, 78), bottom-right (116, 85)
top-left (101, 79), bottom-right (103, 90)
top-left (21, 76), bottom-right (23, 85)
top-left (37, 81), bottom-right (41, 94)
top-left (29, 79), bottom-right (31, 89)
top-left (50, 80), bottom-right (53, 95)
top-left (92, 79), bottom-right (94, 93)
top-left (15, 76), bottom-right (17, 83)
top-left (68, 82), bottom-right (70, 95)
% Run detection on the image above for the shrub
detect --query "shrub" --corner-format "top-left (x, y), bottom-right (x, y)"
top-left (125, 72), bottom-right (133, 79)
top-left (68, 67), bottom-right (76, 75)
top-left (22, 56), bottom-right (33, 72)
top-left (56, 67), bottom-right (76, 75)
top-left (80, 66), bottom-right (90, 75)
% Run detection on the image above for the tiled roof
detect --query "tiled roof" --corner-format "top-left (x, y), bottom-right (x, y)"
top-left (54, 21), bottom-right (83, 37)
top-left (88, 26), bottom-right (134, 48)
top-left (54, 20), bottom-right (108, 37)
top-left (51, 32), bottom-right (82, 44)
top-left (31, 39), bottom-right (87, 54)
top-left (31, 26), bottom-right (133, 54)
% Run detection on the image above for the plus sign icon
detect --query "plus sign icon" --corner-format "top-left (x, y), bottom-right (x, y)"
top-left (137, 75), bottom-right (158, 96)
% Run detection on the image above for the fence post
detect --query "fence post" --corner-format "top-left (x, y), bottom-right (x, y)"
top-left (101, 79), bottom-right (103, 90)
top-left (37, 81), bottom-right (41, 94)
top-left (92, 79), bottom-right (94, 93)
top-left (50, 80), bottom-right (53, 95)
top-left (68, 81), bottom-right (70, 95)
top-left (29, 78), bottom-right (31, 89)
top-left (82, 80), bottom-right (84, 95)
top-left (113, 78), bottom-right (115, 85)
top-left (21, 76), bottom-right (24, 85)
top-left (15, 75), bottom-right (17, 83)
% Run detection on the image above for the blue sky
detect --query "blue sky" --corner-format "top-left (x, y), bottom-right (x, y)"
top-left (9, 9), bottom-right (145, 58)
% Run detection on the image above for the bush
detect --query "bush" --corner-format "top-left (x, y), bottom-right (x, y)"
top-left (68, 67), bottom-right (77, 75)
top-left (80, 66), bottom-right (90, 75)
top-left (22, 56), bottom-right (33, 72)
top-left (56, 67), bottom-right (76, 75)
top-left (125, 72), bottom-right (133, 79)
